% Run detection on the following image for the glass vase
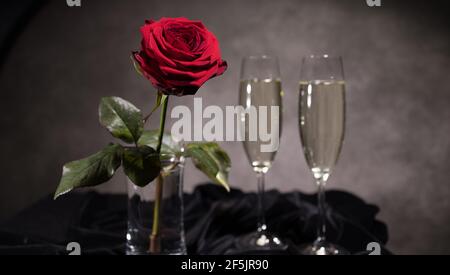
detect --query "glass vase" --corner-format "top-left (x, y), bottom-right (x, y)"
top-left (126, 157), bottom-right (186, 255)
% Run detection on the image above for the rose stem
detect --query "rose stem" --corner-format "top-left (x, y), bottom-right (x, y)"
top-left (149, 94), bottom-right (169, 254)
top-left (150, 174), bottom-right (163, 253)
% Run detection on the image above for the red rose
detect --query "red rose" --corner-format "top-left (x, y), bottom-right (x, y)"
top-left (133, 18), bottom-right (228, 96)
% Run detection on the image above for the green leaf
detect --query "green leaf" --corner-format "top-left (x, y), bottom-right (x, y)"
top-left (143, 92), bottom-right (166, 122)
top-left (99, 97), bottom-right (144, 144)
top-left (54, 144), bottom-right (122, 199)
top-left (138, 130), bottom-right (182, 158)
top-left (123, 146), bottom-right (161, 187)
top-left (185, 142), bottom-right (231, 192)
top-left (131, 55), bottom-right (143, 76)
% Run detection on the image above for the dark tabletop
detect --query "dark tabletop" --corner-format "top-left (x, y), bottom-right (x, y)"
top-left (0, 184), bottom-right (390, 255)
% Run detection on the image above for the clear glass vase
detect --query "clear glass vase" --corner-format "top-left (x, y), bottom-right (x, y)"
top-left (126, 157), bottom-right (186, 255)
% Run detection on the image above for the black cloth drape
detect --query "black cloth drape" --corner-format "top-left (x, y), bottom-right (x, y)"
top-left (0, 184), bottom-right (390, 255)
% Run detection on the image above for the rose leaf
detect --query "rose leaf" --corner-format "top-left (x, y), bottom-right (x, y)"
top-left (54, 144), bottom-right (123, 199)
top-left (99, 97), bottom-right (144, 144)
top-left (123, 146), bottom-right (161, 187)
top-left (185, 142), bottom-right (231, 192)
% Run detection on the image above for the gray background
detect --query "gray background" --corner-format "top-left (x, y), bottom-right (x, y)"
top-left (0, 0), bottom-right (449, 254)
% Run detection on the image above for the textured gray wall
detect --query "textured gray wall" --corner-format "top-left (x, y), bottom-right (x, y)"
top-left (0, 0), bottom-right (449, 254)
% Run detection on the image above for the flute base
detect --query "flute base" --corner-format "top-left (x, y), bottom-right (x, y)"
top-left (298, 240), bottom-right (349, 255)
top-left (235, 231), bottom-right (288, 252)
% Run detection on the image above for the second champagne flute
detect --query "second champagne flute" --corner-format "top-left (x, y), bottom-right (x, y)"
top-left (237, 55), bottom-right (286, 251)
top-left (298, 54), bottom-right (348, 255)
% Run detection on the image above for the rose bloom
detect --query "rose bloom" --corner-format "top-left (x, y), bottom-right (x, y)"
top-left (133, 17), bottom-right (227, 96)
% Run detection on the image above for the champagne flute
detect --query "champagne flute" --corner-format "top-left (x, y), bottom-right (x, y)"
top-left (237, 55), bottom-right (286, 251)
top-left (298, 55), bottom-right (348, 255)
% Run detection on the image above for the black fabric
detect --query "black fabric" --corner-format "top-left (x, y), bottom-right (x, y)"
top-left (0, 184), bottom-right (390, 255)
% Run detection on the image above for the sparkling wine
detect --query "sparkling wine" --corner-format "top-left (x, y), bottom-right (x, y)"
top-left (239, 78), bottom-right (283, 173)
top-left (299, 80), bottom-right (345, 182)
